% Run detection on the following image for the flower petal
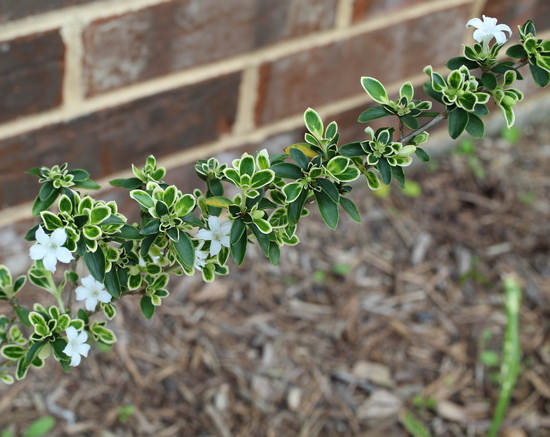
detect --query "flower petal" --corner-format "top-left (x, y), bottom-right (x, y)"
top-left (196, 229), bottom-right (213, 240)
top-left (70, 353), bottom-right (82, 367)
top-left (43, 252), bottom-right (58, 272)
top-left (98, 289), bottom-right (112, 304)
top-left (29, 244), bottom-right (48, 260)
top-left (85, 296), bottom-right (98, 311)
top-left (65, 327), bottom-right (78, 340)
top-left (35, 226), bottom-right (50, 245)
top-left (75, 285), bottom-right (91, 301)
top-left (210, 240), bottom-right (222, 256)
top-left (207, 216), bottom-right (221, 232)
top-left (466, 17), bottom-right (483, 28)
top-left (50, 228), bottom-right (68, 246)
top-left (55, 247), bottom-right (74, 264)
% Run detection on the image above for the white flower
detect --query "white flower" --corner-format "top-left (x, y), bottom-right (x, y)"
top-left (75, 275), bottom-right (112, 311)
top-left (466, 15), bottom-right (512, 46)
top-left (29, 227), bottom-right (74, 272)
top-left (194, 248), bottom-right (209, 271)
top-left (195, 216), bottom-right (232, 257)
top-left (62, 327), bottom-right (90, 367)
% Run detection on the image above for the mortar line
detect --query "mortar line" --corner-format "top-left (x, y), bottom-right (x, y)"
top-left (60, 19), bottom-right (85, 113)
top-left (335, 0), bottom-right (354, 30)
top-left (233, 64), bottom-right (261, 136)
top-left (0, 0), bottom-right (171, 41)
top-left (0, 0), bottom-right (474, 142)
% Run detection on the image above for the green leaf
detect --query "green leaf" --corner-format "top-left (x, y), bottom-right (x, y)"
top-left (465, 113), bottom-right (485, 138)
top-left (325, 121), bottom-right (338, 139)
top-left (32, 189), bottom-right (58, 216)
top-left (84, 247), bottom-right (106, 282)
top-left (90, 206), bottom-right (111, 225)
top-left (155, 201), bottom-right (169, 217)
top-left (271, 162), bottom-right (304, 180)
top-left (83, 225), bottom-right (102, 240)
top-left (340, 197), bottom-right (361, 223)
top-left (287, 189), bottom-right (308, 226)
top-left (203, 196), bottom-right (234, 208)
top-left (339, 142), bottom-right (366, 157)
top-left (335, 166), bottom-right (360, 182)
top-left (104, 267), bottom-right (121, 298)
top-left (249, 223), bottom-right (270, 257)
top-left (40, 211), bottom-right (63, 230)
top-left (415, 147), bottom-right (430, 162)
top-left (448, 108), bottom-right (469, 139)
top-left (365, 170), bottom-right (382, 190)
top-left (457, 93), bottom-right (477, 112)
top-left (530, 62), bottom-right (550, 87)
top-left (481, 72), bottom-right (498, 90)
top-left (250, 169), bottom-right (275, 189)
top-left (391, 165), bottom-right (405, 188)
top-left (24, 341), bottom-right (46, 367)
top-left (38, 182), bottom-right (56, 201)
top-left (283, 143), bottom-right (319, 158)
top-left (446, 56), bottom-right (479, 70)
top-left (239, 155), bottom-right (255, 177)
top-left (252, 218), bottom-right (273, 234)
top-left (399, 81), bottom-right (414, 102)
top-left (114, 224), bottom-right (143, 240)
top-left (304, 108), bottom-right (324, 139)
top-left (230, 218), bottom-right (246, 245)
top-left (1, 345), bottom-right (27, 360)
top-left (130, 190), bottom-right (154, 209)
top-left (15, 306), bottom-right (31, 327)
top-left (23, 416), bottom-right (56, 437)
top-left (326, 156), bottom-right (349, 176)
top-left (140, 295), bottom-right (155, 319)
top-left (73, 179), bottom-right (100, 190)
top-left (283, 182), bottom-right (303, 203)
top-left (231, 224), bottom-right (248, 266)
top-left (317, 178), bottom-right (339, 203)
top-left (506, 44), bottom-right (527, 59)
top-left (121, 177), bottom-right (144, 189)
top-left (268, 242), bottom-right (281, 266)
top-left (401, 115), bottom-right (419, 130)
top-left (172, 232), bottom-right (194, 269)
top-left (289, 147), bottom-right (309, 170)
top-left (174, 194), bottom-right (196, 216)
top-left (422, 82), bottom-right (443, 104)
top-left (314, 190), bottom-right (339, 229)
top-left (361, 77), bottom-right (389, 104)
top-left (377, 158), bottom-right (392, 185)
top-left (358, 106), bottom-right (392, 123)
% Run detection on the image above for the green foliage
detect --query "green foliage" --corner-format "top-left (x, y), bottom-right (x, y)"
top-left (487, 275), bottom-right (522, 437)
top-left (1, 17), bottom-right (548, 388)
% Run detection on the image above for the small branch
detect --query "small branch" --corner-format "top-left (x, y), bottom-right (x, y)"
top-left (402, 111), bottom-right (448, 145)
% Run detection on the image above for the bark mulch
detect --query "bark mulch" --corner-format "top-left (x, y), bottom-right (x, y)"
top-left (1, 120), bottom-right (549, 436)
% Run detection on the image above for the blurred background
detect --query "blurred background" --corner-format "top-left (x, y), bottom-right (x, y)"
top-left (0, 0), bottom-right (549, 436)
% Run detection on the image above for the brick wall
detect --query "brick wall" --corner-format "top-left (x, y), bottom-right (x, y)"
top-left (0, 0), bottom-right (549, 267)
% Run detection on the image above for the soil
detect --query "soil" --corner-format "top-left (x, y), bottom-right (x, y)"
top-left (1, 119), bottom-right (549, 437)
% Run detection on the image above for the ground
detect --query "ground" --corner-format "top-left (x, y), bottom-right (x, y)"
top-left (0, 119), bottom-right (549, 437)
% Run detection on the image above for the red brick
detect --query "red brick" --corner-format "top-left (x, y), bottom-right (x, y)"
top-left (0, 31), bottom-right (64, 123)
top-left (255, 4), bottom-right (471, 125)
top-left (82, 0), bottom-right (337, 96)
top-left (482, 0), bottom-right (550, 33)
top-left (352, 0), bottom-right (423, 23)
top-left (0, 0), bottom-right (100, 23)
top-left (0, 72), bottom-right (241, 209)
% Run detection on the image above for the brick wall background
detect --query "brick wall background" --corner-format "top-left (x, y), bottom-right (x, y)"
top-left (0, 0), bottom-right (549, 269)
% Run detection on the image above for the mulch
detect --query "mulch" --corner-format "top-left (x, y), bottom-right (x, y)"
top-left (1, 120), bottom-right (549, 437)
